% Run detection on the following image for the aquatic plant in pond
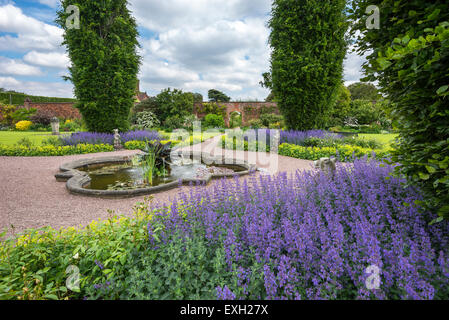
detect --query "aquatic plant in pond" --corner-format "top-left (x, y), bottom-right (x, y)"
top-left (91, 158), bottom-right (449, 300)
top-left (142, 143), bottom-right (156, 185)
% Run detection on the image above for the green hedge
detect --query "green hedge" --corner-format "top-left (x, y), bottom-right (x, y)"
top-left (221, 135), bottom-right (270, 152)
top-left (278, 143), bottom-right (388, 162)
top-left (0, 92), bottom-right (76, 106)
top-left (123, 140), bottom-right (181, 151)
top-left (0, 144), bottom-right (113, 156)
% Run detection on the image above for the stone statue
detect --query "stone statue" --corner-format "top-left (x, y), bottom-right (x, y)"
top-left (314, 157), bottom-right (337, 176)
top-left (113, 129), bottom-right (122, 150)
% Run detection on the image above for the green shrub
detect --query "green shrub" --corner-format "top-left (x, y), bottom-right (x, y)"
top-left (11, 108), bottom-right (36, 123)
top-left (197, 102), bottom-right (226, 117)
top-left (260, 113), bottom-right (283, 128)
top-left (163, 115), bottom-right (185, 131)
top-left (135, 111), bottom-right (160, 130)
top-left (0, 200), bottom-right (155, 300)
top-left (349, 1), bottom-right (449, 218)
top-left (41, 137), bottom-right (64, 147)
top-left (0, 143), bottom-right (114, 157)
top-left (154, 88), bottom-right (194, 124)
top-left (278, 143), bottom-right (387, 162)
top-left (16, 137), bottom-right (34, 148)
top-left (124, 140), bottom-right (180, 151)
top-left (221, 135), bottom-right (270, 152)
top-left (86, 233), bottom-right (227, 299)
top-left (0, 104), bottom-right (17, 126)
top-left (348, 99), bottom-right (379, 125)
top-left (203, 114), bottom-right (225, 128)
top-left (247, 119), bottom-right (264, 129)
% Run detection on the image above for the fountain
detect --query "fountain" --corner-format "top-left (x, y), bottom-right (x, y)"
top-left (55, 141), bottom-right (255, 198)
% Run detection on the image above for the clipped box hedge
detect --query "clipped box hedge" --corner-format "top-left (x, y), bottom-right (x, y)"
top-left (0, 143), bottom-right (114, 157)
top-left (278, 143), bottom-right (388, 162)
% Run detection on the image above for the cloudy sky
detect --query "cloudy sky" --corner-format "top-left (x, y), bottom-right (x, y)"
top-left (0, 0), bottom-right (365, 100)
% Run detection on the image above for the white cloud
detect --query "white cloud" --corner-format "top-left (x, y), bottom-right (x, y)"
top-left (0, 4), bottom-right (63, 52)
top-left (0, 76), bottom-right (73, 98)
top-left (129, 0), bottom-right (271, 32)
top-left (38, 0), bottom-right (59, 8)
top-left (23, 51), bottom-right (70, 69)
top-left (344, 46), bottom-right (368, 86)
top-left (0, 1), bottom-right (365, 100)
top-left (0, 57), bottom-right (43, 76)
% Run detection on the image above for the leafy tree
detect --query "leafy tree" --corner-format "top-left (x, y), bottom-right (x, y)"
top-left (348, 82), bottom-right (380, 101)
top-left (268, 0), bottom-right (348, 130)
top-left (192, 93), bottom-right (203, 103)
top-left (265, 92), bottom-right (275, 102)
top-left (132, 97), bottom-right (158, 114)
top-left (203, 114), bottom-right (225, 128)
top-left (208, 89), bottom-right (231, 102)
top-left (56, 0), bottom-right (140, 132)
top-left (329, 83), bottom-right (351, 126)
top-left (348, 99), bottom-right (379, 125)
top-left (260, 72), bottom-right (275, 102)
top-left (154, 88), bottom-right (194, 124)
top-left (349, 1), bottom-right (449, 219)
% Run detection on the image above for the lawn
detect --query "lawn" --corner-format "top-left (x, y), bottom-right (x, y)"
top-left (0, 131), bottom-right (69, 146)
top-left (358, 133), bottom-right (398, 150)
top-left (0, 130), bottom-right (220, 147)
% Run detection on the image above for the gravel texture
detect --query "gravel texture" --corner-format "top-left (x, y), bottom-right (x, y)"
top-left (0, 135), bottom-right (313, 236)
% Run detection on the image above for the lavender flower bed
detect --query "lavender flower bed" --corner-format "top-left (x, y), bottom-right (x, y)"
top-left (229, 129), bottom-right (341, 147)
top-left (61, 130), bottom-right (161, 146)
top-left (280, 129), bottom-right (342, 145)
top-left (94, 159), bottom-right (449, 300)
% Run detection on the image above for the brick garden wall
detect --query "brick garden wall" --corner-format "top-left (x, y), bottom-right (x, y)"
top-left (23, 99), bottom-right (81, 119)
top-left (194, 101), bottom-right (279, 127)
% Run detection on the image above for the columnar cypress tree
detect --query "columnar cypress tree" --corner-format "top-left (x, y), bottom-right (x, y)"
top-left (57, 0), bottom-right (140, 132)
top-left (268, 0), bottom-right (348, 130)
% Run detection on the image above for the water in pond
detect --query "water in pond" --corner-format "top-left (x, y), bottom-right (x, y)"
top-left (78, 160), bottom-right (245, 191)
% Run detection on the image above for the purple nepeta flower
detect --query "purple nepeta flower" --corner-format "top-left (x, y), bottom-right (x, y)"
top-left (61, 130), bottom-right (160, 146)
top-left (95, 260), bottom-right (104, 270)
top-left (143, 158), bottom-right (449, 300)
top-left (280, 130), bottom-right (342, 145)
top-left (216, 286), bottom-right (236, 300)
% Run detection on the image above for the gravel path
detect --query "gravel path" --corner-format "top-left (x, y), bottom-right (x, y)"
top-left (0, 136), bottom-right (313, 236)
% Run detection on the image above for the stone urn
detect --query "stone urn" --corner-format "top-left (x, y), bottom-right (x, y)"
top-left (50, 117), bottom-right (60, 135)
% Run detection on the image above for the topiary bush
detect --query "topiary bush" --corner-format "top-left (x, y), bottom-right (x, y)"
top-left (269, 0), bottom-right (348, 130)
top-left (56, 0), bottom-right (140, 133)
